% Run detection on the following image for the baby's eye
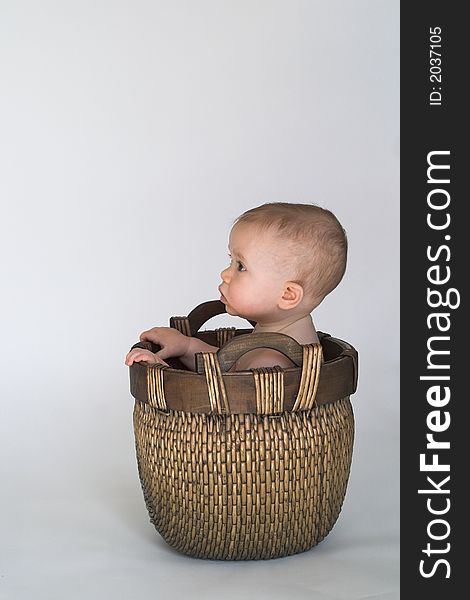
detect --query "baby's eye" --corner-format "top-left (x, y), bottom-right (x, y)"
top-left (227, 253), bottom-right (246, 272)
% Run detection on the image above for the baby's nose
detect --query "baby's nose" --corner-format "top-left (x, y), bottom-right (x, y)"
top-left (220, 266), bottom-right (231, 282)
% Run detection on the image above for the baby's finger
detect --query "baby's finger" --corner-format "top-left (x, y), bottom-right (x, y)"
top-left (125, 353), bottom-right (137, 366)
top-left (125, 349), bottom-right (147, 365)
top-left (154, 355), bottom-right (169, 366)
top-left (140, 327), bottom-right (159, 342)
top-left (155, 347), bottom-right (171, 361)
top-left (124, 350), bottom-right (136, 365)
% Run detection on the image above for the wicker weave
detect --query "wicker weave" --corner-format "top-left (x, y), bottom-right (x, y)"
top-left (129, 301), bottom-right (357, 560)
top-left (134, 398), bottom-right (354, 560)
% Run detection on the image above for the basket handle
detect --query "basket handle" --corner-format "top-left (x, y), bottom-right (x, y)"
top-left (130, 300), bottom-right (255, 362)
top-left (171, 300), bottom-right (256, 336)
top-left (196, 332), bottom-right (304, 373)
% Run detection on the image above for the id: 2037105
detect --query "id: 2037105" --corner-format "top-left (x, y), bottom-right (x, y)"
top-left (429, 27), bottom-right (442, 106)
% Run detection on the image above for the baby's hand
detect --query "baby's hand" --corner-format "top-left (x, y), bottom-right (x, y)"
top-left (125, 348), bottom-right (168, 367)
top-left (139, 327), bottom-right (191, 362)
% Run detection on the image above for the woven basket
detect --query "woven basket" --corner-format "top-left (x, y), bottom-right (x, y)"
top-left (129, 300), bottom-right (358, 560)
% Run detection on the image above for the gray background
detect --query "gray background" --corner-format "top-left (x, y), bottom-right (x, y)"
top-left (0, 1), bottom-right (399, 598)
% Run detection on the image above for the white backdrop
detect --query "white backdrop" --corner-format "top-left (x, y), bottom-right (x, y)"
top-left (0, 1), bottom-right (399, 599)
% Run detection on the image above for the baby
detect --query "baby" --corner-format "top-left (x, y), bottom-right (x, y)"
top-left (125, 202), bottom-right (347, 371)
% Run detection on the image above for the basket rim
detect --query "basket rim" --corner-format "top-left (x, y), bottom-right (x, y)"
top-left (129, 328), bottom-right (358, 414)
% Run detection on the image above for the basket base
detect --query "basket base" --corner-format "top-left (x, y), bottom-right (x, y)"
top-left (134, 398), bottom-right (354, 560)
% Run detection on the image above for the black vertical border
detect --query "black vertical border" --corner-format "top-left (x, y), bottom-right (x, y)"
top-left (401, 2), bottom-right (465, 597)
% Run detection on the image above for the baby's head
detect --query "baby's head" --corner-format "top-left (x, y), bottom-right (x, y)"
top-left (219, 202), bottom-right (347, 322)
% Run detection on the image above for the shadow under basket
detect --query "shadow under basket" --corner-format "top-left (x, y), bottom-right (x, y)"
top-left (128, 300), bottom-right (359, 560)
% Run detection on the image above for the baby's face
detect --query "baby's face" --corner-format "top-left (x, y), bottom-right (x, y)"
top-left (219, 223), bottom-right (295, 322)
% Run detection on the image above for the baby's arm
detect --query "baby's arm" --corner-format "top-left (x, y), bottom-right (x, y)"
top-left (125, 327), bottom-right (218, 371)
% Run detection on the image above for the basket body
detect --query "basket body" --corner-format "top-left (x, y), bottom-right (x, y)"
top-left (133, 397), bottom-right (354, 560)
top-left (129, 301), bottom-right (358, 560)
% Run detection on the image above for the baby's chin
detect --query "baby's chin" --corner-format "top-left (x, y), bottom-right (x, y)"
top-left (224, 304), bottom-right (249, 320)
top-left (224, 304), bottom-right (239, 317)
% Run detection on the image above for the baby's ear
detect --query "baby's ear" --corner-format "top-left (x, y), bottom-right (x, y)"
top-left (279, 282), bottom-right (304, 310)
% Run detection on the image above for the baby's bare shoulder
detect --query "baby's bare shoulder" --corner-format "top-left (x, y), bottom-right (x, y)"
top-left (234, 348), bottom-right (295, 371)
